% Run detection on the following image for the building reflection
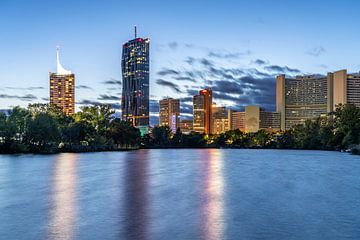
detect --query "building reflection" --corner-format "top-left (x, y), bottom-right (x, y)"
top-left (200, 149), bottom-right (225, 240)
top-left (123, 150), bottom-right (149, 240)
top-left (48, 153), bottom-right (78, 240)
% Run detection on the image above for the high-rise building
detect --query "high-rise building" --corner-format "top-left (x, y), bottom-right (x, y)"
top-left (276, 70), bottom-right (360, 130)
top-left (328, 70), bottom-right (360, 111)
top-left (159, 98), bottom-right (180, 132)
top-left (193, 88), bottom-right (212, 134)
top-left (212, 105), bottom-right (230, 134)
top-left (276, 74), bottom-right (328, 130)
top-left (49, 48), bottom-right (75, 116)
top-left (121, 27), bottom-right (150, 127)
top-left (230, 106), bottom-right (280, 133)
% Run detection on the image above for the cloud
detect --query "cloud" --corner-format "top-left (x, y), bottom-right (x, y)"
top-left (149, 100), bottom-right (159, 113)
top-left (168, 41), bottom-right (178, 50)
top-left (5, 86), bottom-right (44, 90)
top-left (174, 76), bottom-right (196, 82)
top-left (0, 94), bottom-right (37, 101)
top-left (156, 79), bottom-right (182, 93)
top-left (306, 46), bottom-right (326, 57)
top-left (208, 50), bottom-right (251, 59)
top-left (97, 94), bottom-right (121, 101)
top-left (253, 59), bottom-right (268, 65)
top-left (212, 80), bottom-right (244, 95)
top-left (264, 65), bottom-right (301, 74)
top-left (76, 85), bottom-right (93, 90)
top-left (77, 100), bottom-right (120, 109)
top-left (157, 68), bottom-right (180, 76)
top-left (103, 78), bottom-right (122, 85)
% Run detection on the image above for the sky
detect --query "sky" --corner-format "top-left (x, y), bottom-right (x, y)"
top-left (1, 0), bottom-right (360, 123)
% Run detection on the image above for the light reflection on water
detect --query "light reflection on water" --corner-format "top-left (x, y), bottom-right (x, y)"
top-left (1, 149), bottom-right (360, 240)
top-left (48, 153), bottom-right (78, 240)
top-left (200, 149), bottom-right (225, 240)
top-left (123, 150), bottom-right (149, 240)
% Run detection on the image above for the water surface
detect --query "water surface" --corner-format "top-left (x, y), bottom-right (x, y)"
top-left (0, 149), bottom-right (359, 240)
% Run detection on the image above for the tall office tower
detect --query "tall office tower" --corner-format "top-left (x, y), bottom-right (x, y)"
top-left (159, 98), bottom-right (180, 132)
top-left (276, 74), bottom-right (328, 130)
top-left (212, 105), bottom-right (230, 134)
top-left (328, 70), bottom-right (360, 111)
top-left (121, 27), bottom-right (150, 127)
top-left (193, 88), bottom-right (212, 134)
top-left (49, 48), bottom-right (75, 116)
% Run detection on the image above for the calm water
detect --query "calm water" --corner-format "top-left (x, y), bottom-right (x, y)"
top-left (0, 149), bottom-right (360, 240)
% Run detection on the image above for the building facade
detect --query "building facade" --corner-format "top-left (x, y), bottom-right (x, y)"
top-left (193, 88), bottom-right (212, 134)
top-left (49, 48), bottom-right (75, 116)
top-left (277, 70), bottom-right (360, 130)
top-left (159, 98), bottom-right (180, 132)
top-left (180, 119), bottom-right (193, 134)
top-left (230, 106), bottom-right (280, 133)
top-left (121, 28), bottom-right (150, 127)
top-left (276, 74), bottom-right (328, 130)
top-left (329, 70), bottom-right (360, 111)
top-left (212, 105), bottom-right (230, 134)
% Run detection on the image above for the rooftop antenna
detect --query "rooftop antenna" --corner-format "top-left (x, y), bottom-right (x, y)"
top-left (134, 25), bottom-right (137, 38)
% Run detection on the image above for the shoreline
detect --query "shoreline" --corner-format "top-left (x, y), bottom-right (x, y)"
top-left (0, 147), bottom-right (354, 155)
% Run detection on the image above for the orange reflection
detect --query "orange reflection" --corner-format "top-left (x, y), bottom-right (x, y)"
top-left (48, 153), bottom-right (78, 239)
top-left (201, 149), bottom-right (225, 240)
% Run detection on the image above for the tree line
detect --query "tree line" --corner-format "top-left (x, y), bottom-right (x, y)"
top-left (0, 104), bottom-right (140, 153)
top-left (1, 103), bottom-right (360, 154)
top-left (143, 104), bottom-right (360, 154)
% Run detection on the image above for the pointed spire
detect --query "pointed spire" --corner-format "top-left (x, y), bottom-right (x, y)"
top-left (56, 46), bottom-right (71, 75)
top-left (134, 25), bottom-right (137, 38)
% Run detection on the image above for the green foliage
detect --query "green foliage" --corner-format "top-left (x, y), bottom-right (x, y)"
top-left (0, 104), bottom-right (139, 153)
top-left (2, 103), bottom-right (360, 153)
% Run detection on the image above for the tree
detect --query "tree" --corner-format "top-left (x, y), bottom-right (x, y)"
top-left (24, 112), bottom-right (60, 151)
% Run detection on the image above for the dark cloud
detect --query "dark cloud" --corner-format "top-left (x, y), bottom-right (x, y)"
top-left (174, 76), bottom-right (196, 82)
top-left (98, 94), bottom-right (121, 101)
top-left (77, 100), bottom-right (120, 110)
top-left (168, 42), bottom-right (178, 50)
top-left (208, 50), bottom-right (251, 59)
top-left (5, 86), bottom-right (44, 90)
top-left (306, 46), bottom-right (326, 57)
top-left (156, 79), bottom-right (182, 93)
top-left (264, 65), bottom-right (301, 74)
top-left (157, 68), bottom-right (180, 76)
top-left (0, 94), bottom-right (37, 101)
top-left (42, 97), bottom-right (49, 101)
top-left (212, 80), bottom-right (244, 95)
top-left (253, 59), bottom-right (268, 65)
top-left (149, 100), bottom-right (159, 113)
top-left (76, 85), bottom-right (93, 90)
top-left (103, 78), bottom-right (122, 85)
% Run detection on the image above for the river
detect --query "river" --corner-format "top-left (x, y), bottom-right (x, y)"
top-left (0, 149), bottom-right (359, 239)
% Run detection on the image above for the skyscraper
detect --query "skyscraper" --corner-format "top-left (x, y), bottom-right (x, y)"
top-left (121, 27), bottom-right (150, 127)
top-left (159, 98), bottom-right (180, 132)
top-left (328, 70), bottom-right (360, 111)
top-left (276, 70), bottom-right (360, 130)
top-left (193, 88), bottom-right (212, 134)
top-left (276, 74), bottom-right (328, 130)
top-left (49, 48), bottom-right (75, 116)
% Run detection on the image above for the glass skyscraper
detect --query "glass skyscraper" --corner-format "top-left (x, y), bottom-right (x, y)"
top-left (121, 28), bottom-right (150, 127)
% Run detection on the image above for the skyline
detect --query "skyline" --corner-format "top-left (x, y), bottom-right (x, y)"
top-left (2, 0), bottom-right (360, 126)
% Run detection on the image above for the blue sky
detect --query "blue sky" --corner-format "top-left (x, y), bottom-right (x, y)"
top-left (1, 0), bottom-right (360, 121)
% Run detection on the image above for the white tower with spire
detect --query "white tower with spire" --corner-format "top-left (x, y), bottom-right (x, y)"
top-left (50, 46), bottom-right (75, 115)
top-left (56, 46), bottom-right (72, 75)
